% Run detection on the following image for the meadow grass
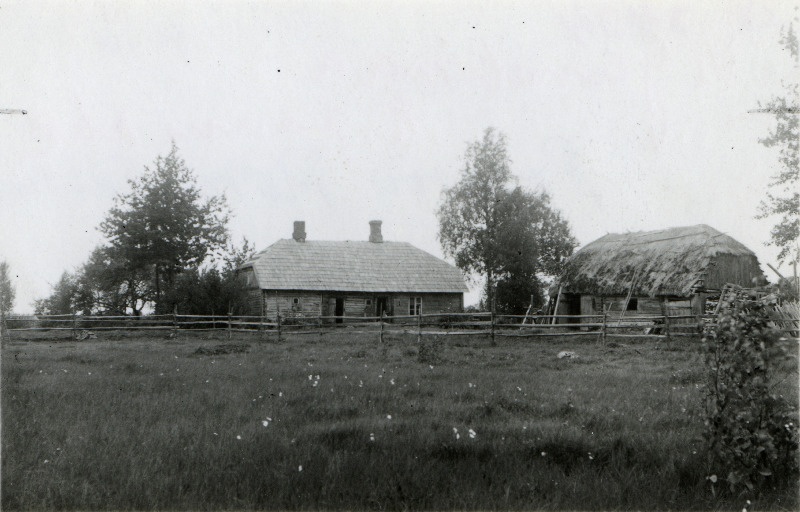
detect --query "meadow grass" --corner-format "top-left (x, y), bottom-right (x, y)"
top-left (2, 331), bottom-right (797, 510)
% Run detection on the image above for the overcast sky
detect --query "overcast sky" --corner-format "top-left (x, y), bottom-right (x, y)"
top-left (1, 0), bottom-right (796, 313)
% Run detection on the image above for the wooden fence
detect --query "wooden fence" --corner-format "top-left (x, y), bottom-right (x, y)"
top-left (4, 307), bottom-right (797, 343)
top-left (7, 309), bottom-right (787, 343)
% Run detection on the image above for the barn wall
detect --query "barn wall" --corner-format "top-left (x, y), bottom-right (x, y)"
top-left (705, 254), bottom-right (764, 290)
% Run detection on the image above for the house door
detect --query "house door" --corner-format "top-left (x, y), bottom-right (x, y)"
top-left (335, 298), bottom-right (344, 323)
top-left (376, 296), bottom-right (388, 318)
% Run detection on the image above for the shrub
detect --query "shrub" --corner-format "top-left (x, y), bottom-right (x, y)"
top-left (702, 299), bottom-right (798, 493)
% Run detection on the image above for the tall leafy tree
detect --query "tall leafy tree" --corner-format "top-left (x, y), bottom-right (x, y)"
top-left (438, 128), bottom-right (577, 312)
top-left (0, 260), bottom-right (15, 316)
top-left (79, 246), bottom-right (153, 315)
top-left (756, 20), bottom-right (799, 266)
top-left (494, 187), bottom-right (576, 314)
top-left (438, 128), bottom-right (512, 308)
top-left (33, 271), bottom-right (85, 315)
top-left (99, 143), bottom-right (230, 312)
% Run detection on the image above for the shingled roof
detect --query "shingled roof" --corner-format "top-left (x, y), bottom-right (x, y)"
top-left (241, 239), bottom-right (468, 293)
top-left (555, 224), bottom-right (763, 297)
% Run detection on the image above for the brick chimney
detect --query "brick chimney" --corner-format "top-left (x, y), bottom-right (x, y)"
top-left (369, 220), bottom-right (383, 243)
top-left (292, 221), bottom-right (306, 242)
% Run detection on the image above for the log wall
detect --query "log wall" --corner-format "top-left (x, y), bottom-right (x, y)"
top-left (246, 290), bottom-right (463, 320)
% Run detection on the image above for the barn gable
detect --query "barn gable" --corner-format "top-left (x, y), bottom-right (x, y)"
top-left (555, 224), bottom-right (764, 298)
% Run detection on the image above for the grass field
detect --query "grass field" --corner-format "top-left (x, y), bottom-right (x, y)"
top-left (2, 331), bottom-right (798, 510)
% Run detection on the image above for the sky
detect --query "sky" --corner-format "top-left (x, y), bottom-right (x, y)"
top-left (1, 0), bottom-right (796, 313)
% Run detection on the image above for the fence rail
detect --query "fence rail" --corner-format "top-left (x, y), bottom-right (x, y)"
top-left (4, 305), bottom-right (798, 343)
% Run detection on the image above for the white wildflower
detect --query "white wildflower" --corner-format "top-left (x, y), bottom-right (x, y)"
top-left (298, 465), bottom-right (303, 471)
top-left (369, 433), bottom-right (375, 442)
top-left (468, 429), bottom-right (477, 439)
top-left (236, 435), bottom-right (242, 440)
top-left (386, 414), bottom-right (392, 420)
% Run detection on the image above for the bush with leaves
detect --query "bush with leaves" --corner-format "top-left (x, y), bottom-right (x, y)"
top-left (702, 299), bottom-right (798, 494)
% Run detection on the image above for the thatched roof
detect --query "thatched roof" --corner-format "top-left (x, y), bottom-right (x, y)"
top-left (555, 224), bottom-right (763, 297)
top-left (241, 239), bottom-right (468, 293)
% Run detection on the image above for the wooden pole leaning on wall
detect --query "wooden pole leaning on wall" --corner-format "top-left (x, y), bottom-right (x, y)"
top-left (551, 286), bottom-right (562, 325)
top-left (664, 313), bottom-right (671, 341)
top-left (227, 311), bottom-right (232, 340)
top-left (72, 311), bottom-right (77, 339)
top-left (277, 313), bottom-right (282, 342)
top-left (417, 311), bottom-right (422, 344)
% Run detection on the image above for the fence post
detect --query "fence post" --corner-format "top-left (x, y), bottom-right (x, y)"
top-left (601, 312), bottom-right (607, 344)
top-left (380, 311), bottom-right (385, 344)
top-left (72, 311), bottom-right (77, 339)
top-left (417, 312), bottom-right (421, 344)
top-left (173, 304), bottom-right (178, 338)
top-left (696, 314), bottom-right (703, 336)
top-left (261, 292), bottom-right (266, 340)
top-left (490, 311), bottom-right (496, 346)
top-left (277, 313), bottom-right (282, 342)
top-left (664, 314), bottom-right (671, 341)
top-left (212, 312), bottom-right (216, 331)
top-left (227, 311), bottom-right (232, 340)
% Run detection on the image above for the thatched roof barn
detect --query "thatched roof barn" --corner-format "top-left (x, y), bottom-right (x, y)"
top-left (551, 224), bottom-right (765, 320)
top-left (238, 220), bottom-right (468, 321)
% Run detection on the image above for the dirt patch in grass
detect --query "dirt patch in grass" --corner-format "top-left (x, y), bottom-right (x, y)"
top-left (193, 343), bottom-right (250, 356)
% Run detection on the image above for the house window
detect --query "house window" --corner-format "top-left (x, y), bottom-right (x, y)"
top-left (626, 298), bottom-right (638, 311)
top-left (409, 296), bottom-right (422, 315)
top-left (293, 298), bottom-right (300, 305)
top-left (366, 299), bottom-right (372, 306)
